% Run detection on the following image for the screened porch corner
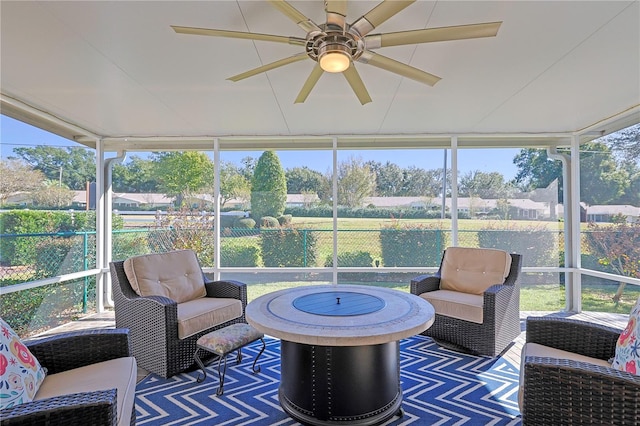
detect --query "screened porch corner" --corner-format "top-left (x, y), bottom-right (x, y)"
top-left (1, 0), bottom-right (640, 424)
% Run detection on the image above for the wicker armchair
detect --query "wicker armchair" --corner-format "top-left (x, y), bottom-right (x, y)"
top-left (521, 316), bottom-right (640, 425)
top-left (410, 249), bottom-right (522, 356)
top-left (0, 328), bottom-right (136, 426)
top-left (110, 258), bottom-right (247, 378)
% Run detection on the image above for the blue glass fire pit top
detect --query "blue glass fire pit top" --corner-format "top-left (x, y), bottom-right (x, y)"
top-left (292, 291), bottom-right (385, 316)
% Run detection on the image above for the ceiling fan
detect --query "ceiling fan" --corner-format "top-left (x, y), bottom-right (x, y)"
top-left (172, 0), bottom-right (501, 105)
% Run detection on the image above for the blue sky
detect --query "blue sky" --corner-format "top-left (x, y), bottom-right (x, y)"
top-left (1, 115), bottom-right (520, 180)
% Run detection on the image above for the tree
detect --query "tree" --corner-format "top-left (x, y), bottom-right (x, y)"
top-left (219, 161), bottom-right (251, 208)
top-left (12, 146), bottom-right (95, 190)
top-left (112, 156), bottom-right (158, 192)
top-left (286, 166), bottom-right (327, 194)
top-left (337, 157), bottom-right (376, 207)
top-left (513, 148), bottom-right (563, 197)
top-left (513, 142), bottom-right (628, 205)
top-left (459, 170), bottom-right (515, 199)
top-left (152, 152), bottom-right (214, 206)
top-left (585, 219), bottom-right (640, 305)
top-left (250, 151), bottom-right (287, 220)
top-left (31, 180), bottom-right (75, 208)
top-left (601, 123), bottom-right (640, 164)
top-left (366, 161), bottom-right (405, 196)
top-left (0, 159), bottom-right (45, 205)
top-left (402, 166), bottom-right (443, 197)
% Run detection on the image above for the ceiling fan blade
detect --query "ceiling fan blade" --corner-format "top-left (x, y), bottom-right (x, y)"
top-left (325, 0), bottom-right (348, 30)
top-left (367, 22), bottom-right (502, 48)
top-left (343, 66), bottom-right (372, 105)
top-left (359, 51), bottom-right (441, 86)
top-left (171, 25), bottom-right (306, 46)
top-left (267, 0), bottom-right (322, 33)
top-left (295, 65), bottom-right (324, 103)
top-left (228, 53), bottom-right (308, 82)
top-left (352, 0), bottom-right (415, 37)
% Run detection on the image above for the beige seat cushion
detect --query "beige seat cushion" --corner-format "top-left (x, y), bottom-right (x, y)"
top-left (124, 249), bottom-right (206, 303)
top-left (177, 297), bottom-right (243, 339)
top-left (518, 342), bottom-right (611, 412)
top-left (34, 357), bottom-right (137, 426)
top-left (419, 289), bottom-right (484, 324)
top-left (440, 247), bottom-right (511, 295)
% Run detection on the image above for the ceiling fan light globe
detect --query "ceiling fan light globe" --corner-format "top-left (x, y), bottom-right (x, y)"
top-left (320, 51), bottom-right (350, 72)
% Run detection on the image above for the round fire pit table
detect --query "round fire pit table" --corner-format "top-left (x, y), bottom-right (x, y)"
top-left (245, 285), bottom-right (434, 426)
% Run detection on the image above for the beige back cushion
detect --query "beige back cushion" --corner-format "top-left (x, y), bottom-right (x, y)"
top-left (440, 247), bottom-right (512, 295)
top-left (123, 250), bottom-right (206, 303)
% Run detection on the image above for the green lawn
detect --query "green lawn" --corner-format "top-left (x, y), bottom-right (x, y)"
top-left (245, 281), bottom-right (639, 315)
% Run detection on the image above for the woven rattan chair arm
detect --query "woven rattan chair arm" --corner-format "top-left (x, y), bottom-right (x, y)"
top-left (0, 389), bottom-right (117, 426)
top-left (503, 253), bottom-right (522, 287)
top-left (205, 280), bottom-right (248, 305)
top-left (25, 329), bottom-right (131, 375)
top-left (526, 316), bottom-right (621, 360)
top-left (410, 274), bottom-right (441, 295)
top-left (522, 356), bottom-right (640, 425)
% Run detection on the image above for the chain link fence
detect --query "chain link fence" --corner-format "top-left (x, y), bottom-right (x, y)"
top-left (8, 226), bottom-right (639, 337)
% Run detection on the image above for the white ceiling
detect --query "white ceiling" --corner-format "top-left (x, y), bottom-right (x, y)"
top-left (1, 1), bottom-right (639, 148)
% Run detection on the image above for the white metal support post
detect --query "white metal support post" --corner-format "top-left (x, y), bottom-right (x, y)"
top-left (332, 137), bottom-right (338, 286)
top-left (569, 135), bottom-right (582, 311)
top-left (450, 137), bottom-right (458, 246)
top-left (103, 150), bottom-right (126, 308)
top-left (547, 147), bottom-right (574, 311)
top-left (95, 139), bottom-right (105, 312)
top-left (214, 138), bottom-right (221, 281)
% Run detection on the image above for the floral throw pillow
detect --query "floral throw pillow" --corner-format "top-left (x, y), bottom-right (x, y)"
top-left (0, 317), bottom-right (47, 410)
top-left (611, 298), bottom-right (640, 375)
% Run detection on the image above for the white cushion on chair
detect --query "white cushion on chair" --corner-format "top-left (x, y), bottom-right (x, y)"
top-left (177, 297), bottom-right (243, 339)
top-left (518, 342), bottom-right (611, 412)
top-left (34, 357), bottom-right (137, 426)
top-left (124, 249), bottom-right (206, 303)
top-left (440, 247), bottom-right (511, 295)
top-left (419, 289), bottom-right (484, 324)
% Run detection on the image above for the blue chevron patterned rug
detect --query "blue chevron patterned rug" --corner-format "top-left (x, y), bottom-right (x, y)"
top-left (135, 335), bottom-right (521, 425)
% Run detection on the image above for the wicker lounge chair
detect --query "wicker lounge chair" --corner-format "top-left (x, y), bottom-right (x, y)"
top-left (521, 316), bottom-right (640, 425)
top-left (110, 250), bottom-right (247, 378)
top-left (0, 328), bottom-right (136, 426)
top-left (410, 247), bottom-right (522, 356)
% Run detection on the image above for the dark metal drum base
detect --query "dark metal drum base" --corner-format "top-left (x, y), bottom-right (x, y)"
top-left (279, 340), bottom-right (402, 426)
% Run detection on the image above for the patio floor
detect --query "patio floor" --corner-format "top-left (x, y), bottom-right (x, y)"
top-left (36, 309), bottom-right (629, 384)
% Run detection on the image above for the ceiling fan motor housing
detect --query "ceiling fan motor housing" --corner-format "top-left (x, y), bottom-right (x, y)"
top-left (306, 25), bottom-right (364, 65)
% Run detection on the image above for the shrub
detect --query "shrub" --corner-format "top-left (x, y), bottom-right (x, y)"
top-left (324, 251), bottom-right (374, 267)
top-left (260, 227), bottom-right (318, 267)
top-left (0, 211), bottom-right (122, 266)
top-left (221, 240), bottom-right (262, 267)
top-left (220, 215), bottom-right (236, 228)
top-left (234, 217), bottom-right (256, 229)
top-left (251, 151), bottom-right (287, 219)
top-left (379, 222), bottom-right (448, 267)
top-left (260, 216), bottom-right (279, 228)
top-left (278, 214), bottom-right (292, 226)
top-left (477, 222), bottom-right (558, 267)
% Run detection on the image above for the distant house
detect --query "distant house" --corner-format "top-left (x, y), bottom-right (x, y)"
top-left (586, 205), bottom-right (640, 223)
top-left (286, 193), bottom-right (319, 208)
top-left (71, 191), bottom-right (173, 209)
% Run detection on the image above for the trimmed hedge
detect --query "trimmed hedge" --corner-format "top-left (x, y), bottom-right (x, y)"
top-left (324, 251), bottom-right (374, 267)
top-left (234, 218), bottom-right (256, 229)
top-left (477, 223), bottom-right (558, 267)
top-left (260, 216), bottom-right (280, 228)
top-left (285, 205), bottom-right (448, 219)
top-left (0, 211), bottom-right (123, 266)
top-left (380, 224), bottom-right (448, 267)
top-left (221, 240), bottom-right (262, 267)
top-left (260, 227), bottom-right (318, 267)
